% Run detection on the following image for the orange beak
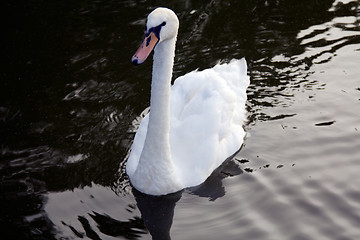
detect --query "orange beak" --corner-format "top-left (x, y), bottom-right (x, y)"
top-left (131, 32), bottom-right (159, 65)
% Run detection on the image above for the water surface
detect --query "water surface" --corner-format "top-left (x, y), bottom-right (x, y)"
top-left (1, 0), bottom-right (360, 239)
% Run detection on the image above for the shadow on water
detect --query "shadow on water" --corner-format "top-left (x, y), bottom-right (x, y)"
top-left (1, 0), bottom-right (360, 239)
top-left (42, 158), bottom-right (243, 240)
top-left (131, 158), bottom-right (243, 240)
top-left (133, 190), bottom-right (182, 240)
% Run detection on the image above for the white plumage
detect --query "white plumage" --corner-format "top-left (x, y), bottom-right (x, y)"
top-left (126, 8), bottom-right (249, 195)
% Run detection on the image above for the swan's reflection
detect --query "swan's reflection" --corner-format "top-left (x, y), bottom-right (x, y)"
top-left (133, 189), bottom-right (182, 240)
top-left (133, 159), bottom-right (243, 239)
top-left (189, 159), bottom-right (243, 201)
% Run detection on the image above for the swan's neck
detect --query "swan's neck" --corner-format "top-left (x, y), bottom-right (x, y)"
top-left (134, 37), bottom-right (181, 194)
top-left (144, 39), bottom-right (174, 160)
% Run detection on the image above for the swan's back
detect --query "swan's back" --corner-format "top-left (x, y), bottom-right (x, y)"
top-left (169, 58), bottom-right (249, 187)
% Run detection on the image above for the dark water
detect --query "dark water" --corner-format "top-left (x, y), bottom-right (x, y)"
top-left (1, 0), bottom-right (360, 239)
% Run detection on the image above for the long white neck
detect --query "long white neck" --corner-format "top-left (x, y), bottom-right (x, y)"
top-left (146, 39), bottom-right (175, 156)
top-left (133, 37), bottom-right (181, 195)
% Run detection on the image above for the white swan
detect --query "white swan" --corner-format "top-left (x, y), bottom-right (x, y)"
top-left (126, 7), bottom-right (249, 195)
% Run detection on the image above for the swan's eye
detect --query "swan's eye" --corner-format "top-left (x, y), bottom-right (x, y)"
top-left (145, 21), bottom-right (167, 39)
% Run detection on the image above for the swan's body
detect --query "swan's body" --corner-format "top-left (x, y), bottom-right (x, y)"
top-left (126, 8), bottom-right (249, 195)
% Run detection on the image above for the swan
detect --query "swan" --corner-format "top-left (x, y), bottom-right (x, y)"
top-left (126, 7), bottom-right (249, 195)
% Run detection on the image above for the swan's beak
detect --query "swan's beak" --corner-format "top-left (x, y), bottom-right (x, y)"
top-left (132, 32), bottom-right (159, 65)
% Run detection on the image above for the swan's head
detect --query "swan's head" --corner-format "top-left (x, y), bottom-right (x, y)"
top-left (132, 8), bottom-right (179, 65)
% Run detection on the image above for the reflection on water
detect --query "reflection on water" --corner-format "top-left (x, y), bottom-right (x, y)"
top-left (44, 160), bottom-right (242, 239)
top-left (133, 190), bottom-right (181, 240)
top-left (44, 184), bottom-right (147, 239)
top-left (1, 0), bottom-right (360, 239)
